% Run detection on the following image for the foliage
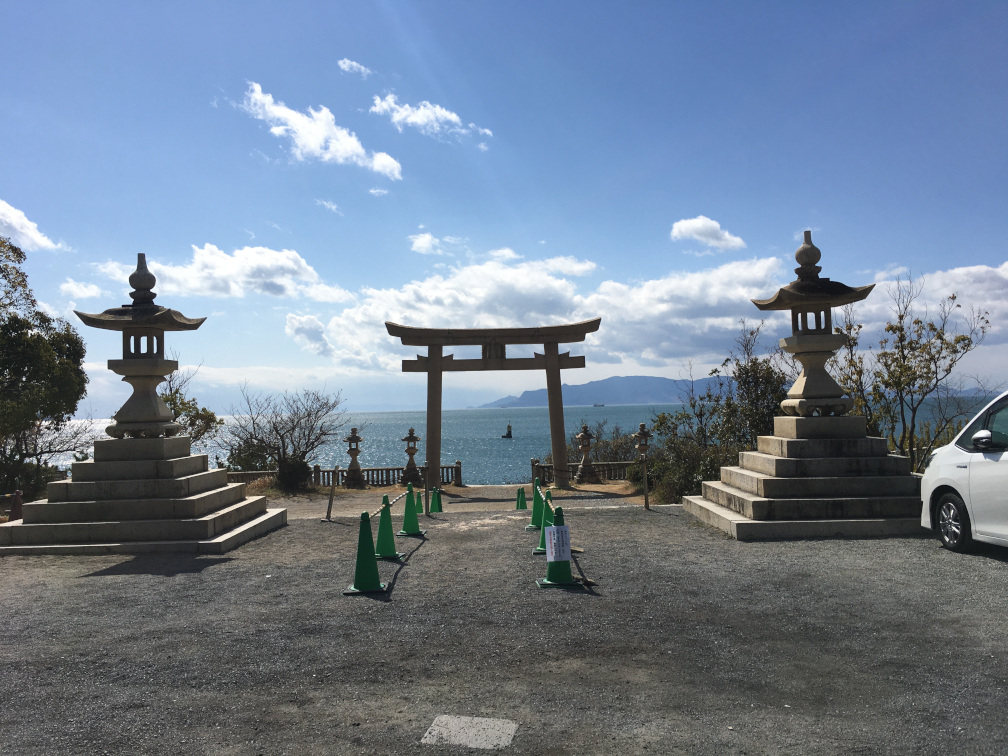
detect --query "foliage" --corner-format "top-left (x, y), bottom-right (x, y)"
top-left (226, 384), bottom-right (346, 492)
top-left (834, 275), bottom-right (990, 471)
top-left (1, 237), bottom-right (93, 498)
top-left (561, 419), bottom-right (636, 464)
top-left (158, 354), bottom-right (223, 446)
top-left (645, 321), bottom-right (788, 503)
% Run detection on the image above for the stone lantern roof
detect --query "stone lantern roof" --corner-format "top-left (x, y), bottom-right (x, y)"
top-left (751, 231), bottom-right (873, 313)
top-left (75, 253), bottom-right (205, 334)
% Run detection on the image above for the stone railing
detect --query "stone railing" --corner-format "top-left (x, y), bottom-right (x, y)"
top-left (226, 462), bottom-right (463, 488)
top-left (531, 459), bottom-right (634, 485)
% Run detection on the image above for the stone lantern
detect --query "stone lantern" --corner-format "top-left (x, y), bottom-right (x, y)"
top-left (343, 427), bottom-right (365, 488)
top-left (75, 254), bottom-right (205, 439)
top-left (574, 424), bottom-right (600, 484)
top-left (402, 427), bottom-right (422, 485)
top-left (631, 423), bottom-right (652, 510)
top-left (752, 231), bottom-right (874, 417)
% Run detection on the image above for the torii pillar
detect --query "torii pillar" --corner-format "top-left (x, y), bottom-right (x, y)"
top-left (386, 319), bottom-right (601, 493)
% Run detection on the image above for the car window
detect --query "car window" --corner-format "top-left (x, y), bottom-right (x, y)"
top-left (988, 405), bottom-right (1008, 449)
top-left (957, 411), bottom-right (989, 451)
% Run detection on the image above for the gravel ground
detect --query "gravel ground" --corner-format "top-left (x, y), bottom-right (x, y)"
top-left (2, 483), bottom-right (1007, 755)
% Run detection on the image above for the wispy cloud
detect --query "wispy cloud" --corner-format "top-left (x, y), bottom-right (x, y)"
top-left (242, 82), bottom-right (401, 180)
top-left (671, 215), bottom-right (746, 251)
top-left (0, 199), bottom-right (62, 251)
top-left (370, 93), bottom-right (491, 146)
top-left (337, 58), bottom-right (373, 79)
top-left (409, 232), bottom-right (444, 255)
top-left (369, 187), bottom-right (389, 197)
top-left (60, 279), bottom-right (105, 299)
top-left (96, 244), bottom-right (355, 303)
top-left (315, 199), bottom-right (343, 216)
top-left (286, 313), bottom-right (336, 358)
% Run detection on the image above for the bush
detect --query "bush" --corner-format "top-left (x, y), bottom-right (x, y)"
top-left (276, 458), bottom-right (311, 493)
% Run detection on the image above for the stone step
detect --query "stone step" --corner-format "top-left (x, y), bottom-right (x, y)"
top-left (92, 436), bottom-right (192, 462)
top-left (1, 496), bottom-right (268, 546)
top-left (721, 466), bottom-right (920, 498)
top-left (22, 483), bottom-right (247, 524)
top-left (69, 454), bottom-right (209, 482)
top-left (682, 495), bottom-right (925, 541)
top-left (757, 435), bottom-right (891, 459)
top-left (47, 469), bottom-right (228, 503)
top-left (739, 451), bottom-right (913, 477)
top-left (0, 507), bottom-right (287, 556)
top-left (701, 480), bottom-right (921, 521)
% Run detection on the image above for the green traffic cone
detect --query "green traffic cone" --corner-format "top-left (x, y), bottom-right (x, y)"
top-left (537, 507), bottom-right (579, 588)
top-left (375, 496), bottom-right (404, 560)
top-left (430, 488), bottom-right (442, 513)
top-left (406, 483), bottom-right (416, 514)
top-left (344, 511), bottom-right (387, 595)
top-left (533, 496), bottom-right (555, 555)
top-left (526, 478), bottom-right (543, 531)
top-left (397, 488), bottom-right (427, 537)
top-left (515, 487), bottom-right (527, 510)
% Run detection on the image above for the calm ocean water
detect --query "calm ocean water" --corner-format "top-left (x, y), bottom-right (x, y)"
top-left (319, 404), bottom-right (682, 485)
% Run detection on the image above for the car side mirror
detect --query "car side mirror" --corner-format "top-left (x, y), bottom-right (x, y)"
top-left (973, 429), bottom-right (993, 451)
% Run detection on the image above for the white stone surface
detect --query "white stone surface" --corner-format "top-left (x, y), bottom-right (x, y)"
top-left (421, 715), bottom-right (518, 750)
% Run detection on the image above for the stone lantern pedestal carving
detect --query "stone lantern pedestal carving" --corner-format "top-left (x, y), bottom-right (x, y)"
top-left (0, 254), bottom-right (287, 555)
top-left (682, 232), bottom-right (921, 541)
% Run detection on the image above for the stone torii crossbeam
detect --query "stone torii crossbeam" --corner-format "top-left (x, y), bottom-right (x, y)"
top-left (385, 318), bottom-right (602, 491)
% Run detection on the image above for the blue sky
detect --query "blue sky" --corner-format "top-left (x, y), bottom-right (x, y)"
top-left (3, 1), bottom-right (1007, 415)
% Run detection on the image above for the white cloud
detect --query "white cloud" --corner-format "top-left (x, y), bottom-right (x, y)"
top-left (370, 93), bottom-right (491, 144)
top-left (60, 279), bottom-right (105, 299)
top-left (96, 244), bottom-right (355, 303)
top-left (409, 232), bottom-right (443, 255)
top-left (315, 199), bottom-right (343, 215)
top-left (242, 82), bottom-right (401, 180)
top-left (369, 187), bottom-right (389, 197)
top-left (286, 313), bottom-right (336, 358)
top-left (0, 199), bottom-right (61, 251)
top-left (337, 58), bottom-right (373, 78)
top-left (671, 215), bottom-right (746, 251)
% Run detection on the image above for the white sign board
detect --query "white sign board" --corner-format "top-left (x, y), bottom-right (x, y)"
top-left (544, 525), bottom-right (570, 562)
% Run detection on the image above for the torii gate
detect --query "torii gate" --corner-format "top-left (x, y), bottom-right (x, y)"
top-left (385, 318), bottom-right (602, 491)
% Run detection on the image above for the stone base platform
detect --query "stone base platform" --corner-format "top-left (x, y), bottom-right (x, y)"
top-left (683, 415), bottom-right (925, 541)
top-left (0, 436), bottom-right (287, 556)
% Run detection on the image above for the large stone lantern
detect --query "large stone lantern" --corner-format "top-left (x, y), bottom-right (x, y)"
top-left (75, 254), bottom-right (205, 438)
top-left (752, 231), bottom-right (873, 417)
top-left (574, 424), bottom-right (600, 484)
top-left (343, 427), bottom-right (365, 488)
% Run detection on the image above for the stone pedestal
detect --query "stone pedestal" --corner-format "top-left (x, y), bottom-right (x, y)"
top-left (0, 437), bottom-right (286, 555)
top-left (682, 416), bottom-right (922, 540)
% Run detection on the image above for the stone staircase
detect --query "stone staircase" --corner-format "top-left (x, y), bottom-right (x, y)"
top-left (683, 415), bottom-right (923, 540)
top-left (0, 436), bottom-right (286, 555)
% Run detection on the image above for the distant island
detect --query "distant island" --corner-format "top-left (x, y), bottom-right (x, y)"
top-left (479, 375), bottom-right (719, 408)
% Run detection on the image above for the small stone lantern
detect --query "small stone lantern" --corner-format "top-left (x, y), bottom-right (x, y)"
top-left (574, 424), bottom-right (600, 484)
top-left (631, 423), bottom-right (652, 510)
top-left (752, 231), bottom-right (874, 417)
top-left (343, 427), bottom-right (365, 488)
top-left (402, 427), bottom-right (422, 485)
top-left (75, 254), bottom-right (205, 439)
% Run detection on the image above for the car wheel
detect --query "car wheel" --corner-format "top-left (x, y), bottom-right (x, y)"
top-left (937, 492), bottom-right (972, 552)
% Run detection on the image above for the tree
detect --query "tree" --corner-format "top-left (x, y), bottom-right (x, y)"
top-left (158, 354), bottom-right (223, 446)
top-left (834, 275), bottom-right (991, 471)
top-left (226, 384), bottom-right (347, 492)
top-left (1, 237), bottom-right (93, 498)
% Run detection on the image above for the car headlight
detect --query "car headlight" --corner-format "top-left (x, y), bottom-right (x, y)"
top-left (921, 451), bottom-right (938, 472)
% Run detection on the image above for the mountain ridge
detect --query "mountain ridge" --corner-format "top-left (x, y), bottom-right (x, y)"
top-left (479, 375), bottom-right (719, 408)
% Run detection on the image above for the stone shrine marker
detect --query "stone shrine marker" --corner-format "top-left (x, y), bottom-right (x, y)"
top-left (385, 318), bottom-right (601, 491)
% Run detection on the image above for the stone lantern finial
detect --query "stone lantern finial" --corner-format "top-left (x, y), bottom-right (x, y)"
top-left (794, 230), bottom-right (822, 281)
top-left (128, 253), bottom-right (157, 306)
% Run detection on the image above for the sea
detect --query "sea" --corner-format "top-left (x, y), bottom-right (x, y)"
top-left (312, 403), bottom-right (679, 485)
